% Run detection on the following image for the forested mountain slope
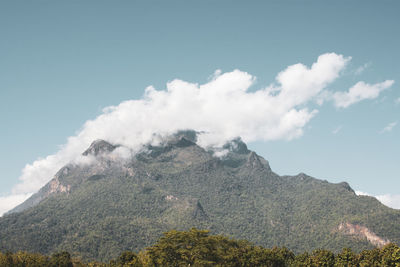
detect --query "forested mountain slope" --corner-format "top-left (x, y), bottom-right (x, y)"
top-left (1, 131), bottom-right (399, 261)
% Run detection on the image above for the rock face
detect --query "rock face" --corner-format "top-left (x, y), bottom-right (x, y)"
top-left (1, 131), bottom-right (400, 261)
top-left (338, 222), bottom-right (390, 247)
top-left (82, 139), bottom-right (117, 156)
top-left (48, 178), bottom-right (71, 195)
top-left (7, 140), bottom-right (118, 215)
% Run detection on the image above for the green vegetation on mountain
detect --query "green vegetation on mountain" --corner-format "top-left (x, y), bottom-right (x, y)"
top-left (0, 131), bottom-right (399, 261)
top-left (1, 229), bottom-right (400, 266)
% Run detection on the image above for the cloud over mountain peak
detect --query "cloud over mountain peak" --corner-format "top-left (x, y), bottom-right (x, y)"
top-left (1, 52), bottom-right (395, 216)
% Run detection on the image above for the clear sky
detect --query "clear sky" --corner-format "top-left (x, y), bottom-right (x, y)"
top-left (0, 1), bottom-right (399, 213)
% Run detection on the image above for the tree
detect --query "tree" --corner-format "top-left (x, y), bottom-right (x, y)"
top-left (335, 248), bottom-right (357, 267)
top-left (50, 251), bottom-right (73, 267)
top-left (113, 251), bottom-right (142, 267)
top-left (146, 228), bottom-right (218, 266)
top-left (145, 228), bottom-right (289, 267)
top-left (13, 251), bottom-right (50, 266)
top-left (291, 252), bottom-right (312, 266)
top-left (0, 252), bottom-right (14, 266)
top-left (380, 243), bottom-right (400, 267)
top-left (311, 249), bottom-right (335, 267)
top-left (271, 246), bottom-right (295, 266)
top-left (358, 248), bottom-right (381, 266)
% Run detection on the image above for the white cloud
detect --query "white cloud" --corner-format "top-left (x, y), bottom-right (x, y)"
top-left (354, 63), bottom-right (371, 75)
top-left (209, 69), bottom-right (222, 80)
top-left (375, 194), bottom-right (400, 209)
top-left (395, 97), bottom-right (400, 104)
top-left (273, 53), bottom-right (350, 108)
top-left (0, 193), bottom-right (32, 217)
top-left (333, 80), bottom-right (394, 108)
top-left (4, 52), bottom-right (395, 214)
top-left (355, 191), bottom-right (369, 196)
top-left (332, 125), bottom-right (342, 135)
top-left (380, 121), bottom-right (397, 133)
top-left (356, 191), bottom-right (400, 210)
top-left (213, 149), bottom-right (229, 158)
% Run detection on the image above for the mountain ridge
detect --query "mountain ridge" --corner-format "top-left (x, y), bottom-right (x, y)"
top-left (1, 130), bottom-right (399, 261)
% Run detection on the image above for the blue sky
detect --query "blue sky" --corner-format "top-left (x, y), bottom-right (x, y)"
top-left (0, 1), bottom-right (399, 213)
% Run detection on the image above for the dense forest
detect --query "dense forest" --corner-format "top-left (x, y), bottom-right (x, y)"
top-left (1, 228), bottom-right (399, 266)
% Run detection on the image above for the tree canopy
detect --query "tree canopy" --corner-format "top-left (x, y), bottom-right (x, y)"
top-left (1, 228), bottom-right (399, 266)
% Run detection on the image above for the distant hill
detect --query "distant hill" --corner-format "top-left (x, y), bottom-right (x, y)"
top-left (1, 131), bottom-right (399, 261)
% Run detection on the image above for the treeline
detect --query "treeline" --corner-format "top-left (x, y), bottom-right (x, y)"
top-left (1, 228), bottom-right (400, 266)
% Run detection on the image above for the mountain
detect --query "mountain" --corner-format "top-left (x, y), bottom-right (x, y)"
top-left (1, 131), bottom-right (399, 261)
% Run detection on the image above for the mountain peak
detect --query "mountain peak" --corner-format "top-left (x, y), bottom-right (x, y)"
top-left (166, 136), bottom-right (196, 148)
top-left (222, 138), bottom-right (250, 154)
top-left (246, 151), bottom-right (263, 168)
top-left (82, 139), bottom-right (117, 156)
top-left (173, 130), bottom-right (198, 143)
